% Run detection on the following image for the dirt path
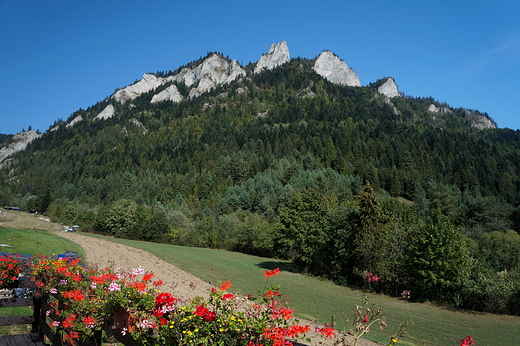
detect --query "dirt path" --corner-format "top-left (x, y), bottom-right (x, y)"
top-left (55, 232), bottom-right (213, 302)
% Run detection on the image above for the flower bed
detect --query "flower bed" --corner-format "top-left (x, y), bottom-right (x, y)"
top-left (6, 254), bottom-right (312, 345)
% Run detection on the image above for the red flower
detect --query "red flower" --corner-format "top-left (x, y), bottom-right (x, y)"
top-left (220, 280), bottom-right (232, 291)
top-left (153, 279), bottom-right (164, 287)
top-left (131, 281), bottom-right (147, 292)
top-left (363, 272), bottom-right (380, 282)
top-left (195, 304), bottom-right (217, 322)
top-left (142, 273), bottom-right (154, 282)
top-left (62, 315), bottom-right (77, 328)
top-left (266, 290), bottom-right (280, 298)
top-left (361, 314), bottom-right (369, 323)
top-left (222, 293), bottom-right (235, 300)
top-left (461, 335), bottom-right (475, 346)
top-left (316, 327), bottom-right (335, 339)
top-left (264, 268), bottom-right (280, 279)
top-left (155, 292), bottom-right (176, 309)
top-left (83, 316), bottom-right (96, 327)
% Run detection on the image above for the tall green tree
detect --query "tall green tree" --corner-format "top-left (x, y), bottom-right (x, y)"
top-left (353, 181), bottom-right (384, 276)
top-left (277, 189), bottom-right (337, 275)
top-left (406, 211), bottom-right (469, 302)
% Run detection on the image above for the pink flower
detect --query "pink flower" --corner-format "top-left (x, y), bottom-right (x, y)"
top-left (140, 320), bottom-right (153, 328)
top-left (121, 327), bottom-right (128, 336)
top-left (363, 272), bottom-right (380, 282)
top-left (49, 288), bottom-right (57, 294)
top-left (108, 282), bottom-right (121, 291)
top-left (132, 266), bottom-right (145, 275)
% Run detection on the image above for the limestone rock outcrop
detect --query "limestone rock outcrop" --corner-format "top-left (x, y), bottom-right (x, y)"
top-left (66, 115), bottom-right (83, 127)
top-left (0, 130), bottom-right (42, 165)
top-left (188, 75), bottom-right (216, 99)
top-left (428, 104), bottom-right (452, 114)
top-left (112, 54), bottom-right (246, 104)
top-left (377, 77), bottom-right (400, 98)
top-left (95, 104), bottom-right (115, 120)
top-left (466, 111), bottom-right (496, 130)
top-left (313, 51), bottom-right (360, 87)
top-left (227, 60), bottom-right (246, 83)
top-left (113, 74), bottom-right (164, 104)
top-left (151, 85), bottom-right (183, 103)
top-left (254, 41), bottom-right (290, 73)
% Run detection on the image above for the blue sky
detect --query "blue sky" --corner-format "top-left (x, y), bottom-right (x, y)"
top-left (1, 0), bottom-right (519, 134)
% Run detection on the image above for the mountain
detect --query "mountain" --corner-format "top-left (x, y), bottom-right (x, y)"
top-left (1, 41), bottom-right (520, 314)
top-left (0, 40), bottom-right (505, 197)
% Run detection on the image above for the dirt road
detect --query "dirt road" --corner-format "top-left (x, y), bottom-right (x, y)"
top-left (55, 232), bottom-right (213, 301)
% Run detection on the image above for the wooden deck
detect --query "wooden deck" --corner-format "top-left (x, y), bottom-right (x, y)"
top-left (0, 333), bottom-right (46, 346)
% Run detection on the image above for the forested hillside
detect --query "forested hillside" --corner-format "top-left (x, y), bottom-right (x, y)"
top-left (1, 56), bottom-right (520, 314)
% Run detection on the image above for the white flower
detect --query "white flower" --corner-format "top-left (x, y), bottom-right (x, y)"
top-left (132, 266), bottom-right (145, 275)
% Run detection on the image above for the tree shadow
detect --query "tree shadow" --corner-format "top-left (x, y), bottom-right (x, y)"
top-left (255, 260), bottom-right (298, 273)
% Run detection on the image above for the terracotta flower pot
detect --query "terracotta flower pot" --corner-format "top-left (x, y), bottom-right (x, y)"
top-left (113, 309), bottom-right (140, 333)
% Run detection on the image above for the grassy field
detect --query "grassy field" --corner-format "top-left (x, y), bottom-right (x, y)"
top-left (1, 211), bottom-right (519, 345)
top-left (0, 227), bottom-right (85, 258)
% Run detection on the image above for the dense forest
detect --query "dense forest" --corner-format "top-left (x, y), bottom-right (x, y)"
top-left (1, 57), bottom-right (520, 314)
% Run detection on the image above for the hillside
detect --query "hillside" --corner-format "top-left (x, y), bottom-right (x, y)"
top-left (1, 41), bottom-right (519, 316)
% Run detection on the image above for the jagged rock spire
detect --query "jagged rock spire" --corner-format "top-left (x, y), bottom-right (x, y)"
top-left (313, 51), bottom-right (360, 87)
top-left (254, 41), bottom-right (290, 73)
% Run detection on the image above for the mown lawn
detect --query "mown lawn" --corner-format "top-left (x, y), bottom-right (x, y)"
top-left (0, 227), bottom-right (85, 258)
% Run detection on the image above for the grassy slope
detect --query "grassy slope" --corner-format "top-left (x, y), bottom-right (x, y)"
top-left (1, 212), bottom-right (519, 345)
top-left (0, 227), bottom-right (85, 258)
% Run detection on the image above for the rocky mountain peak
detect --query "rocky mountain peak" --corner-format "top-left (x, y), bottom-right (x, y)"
top-left (377, 77), bottom-right (400, 98)
top-left (254, 41), bottom-right (290, 73)
top-left (110, 53), bottom-right (246, 106)
top-left (313, 51), bottom-right (360, 87)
